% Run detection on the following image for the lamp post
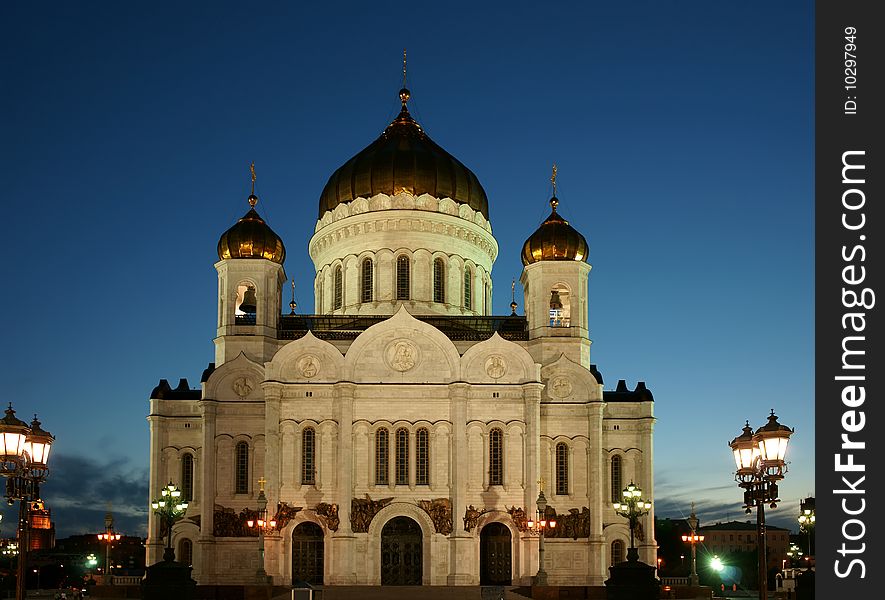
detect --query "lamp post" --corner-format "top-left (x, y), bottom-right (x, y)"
top-left (526, 482), bottom-right (557, 586)
top-left (729, 410), bottom-right (794, 600)
top-left (97, 512), bottom-right (122, 584)
top-left (246, 477), bottom-right (277, 583)
top-left (0, 404), bottom-right (54, 600)
top-left (681, 503), bottom-right (704, 587)
top-left (797, 497), bottom-right (815, 559)
top-left (151, 481), bottom-right (189, 562)
top-left (612, 481), bottom-right (652, 563)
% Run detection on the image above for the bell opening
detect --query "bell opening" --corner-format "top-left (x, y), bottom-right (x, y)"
top-left (548, 285), bottom-right (571, 328)
top-left (236, 283), bottom-right (258, 316)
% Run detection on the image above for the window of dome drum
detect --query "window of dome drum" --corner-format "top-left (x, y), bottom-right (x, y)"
top-left (396, 256), bottom-right (410, 300)
top-left (395, 428), bottom-right (409, 485)
top-left (235, 442), bottom-right (249, 494)
top-left (433, 258), bottom-right (445, 303)
top-left (302, 427), bottom-right (316, 485)
top-left (361, 258), bottom-right (373, 303)
top-left (556, 442), bottom-right (569, 495)
top-left (610, 455), bottom-right (622, 503)
top-left (489, 428), bottom-right (503, 486)
top-left (333, 266), bottom-right (343, 310)
top-left (416, 428), bottom-right (429, 485)
top-left (464, 269), bottom-right (472, 309)
top-left (375, 428), bottom-right (389, 485)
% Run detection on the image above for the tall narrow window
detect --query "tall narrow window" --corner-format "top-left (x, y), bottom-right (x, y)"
top-left (361, 258), bottom-right (373, 303)
top-left (433, 258), bottom-right (445, 303)
top-left (610, 455), bottom-right (622, 503)
top-left (302, 427), bottom-right (316, 485)
top-left (396, 256), bottom-right (410, 300)
top-left (395, 427), bottom-right (409, 485)
top-left (181, 453), bottom-right (194, 502)
top-left (611, 540), bottom-right (625, 565)
top-left (179, 538), bottom-right (193, 567)
top-left (489, 428), bottom-right (503, 486)
top-left (464, 268), bottom-right (472, 309)
top-left (375, 428), bottom-right (389, 485)
top-left (333, 266), bottom-right (343, 310)
top-left (483, 280), bottom-right (488, 314)
top-left (416, 428), bottom-right (429, 486)
top-left (235, 442), bottom-right (249, 494)
top-left (555, 443), bottom-right (569, 495)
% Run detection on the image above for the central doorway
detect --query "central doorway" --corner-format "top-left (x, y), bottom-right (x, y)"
top-left (480, 522), bottom-right (512, 585)
top-left (381, 516), bottom-right (423, 585)
top-left (292, 522), bottom-right (324, 585)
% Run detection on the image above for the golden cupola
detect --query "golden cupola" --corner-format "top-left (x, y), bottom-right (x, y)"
top-left (217, 169), bottom-right (286, 264)
top-left (317, 86), bottom-right (489, 219)
top-left (521, 196), bottom-right (588, 266)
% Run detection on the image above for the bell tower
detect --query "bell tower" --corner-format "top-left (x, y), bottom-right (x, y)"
top-left (214, 164), bottom-right (287, 366)
top-left (520, 168), bottom-right (592, 366)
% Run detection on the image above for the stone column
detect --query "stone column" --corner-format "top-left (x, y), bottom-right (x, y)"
top-left (146, 409), bottom-right (163, 565)
top-left (263, 386), bottom-right (282, 582)
top-left (447, 383), bottom-right (471, 585)
top-left (523, 383), bottom-right (543, 584)
top-left (587, 401), bottom-right (606, 585)
top-left (638, 416), bottom-right (657, 566)
top-left (197, 400), bottom-right (217, 583)
top-left (330, 383), bottom-right (356, 583)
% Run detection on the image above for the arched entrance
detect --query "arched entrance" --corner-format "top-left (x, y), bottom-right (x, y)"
top-left (480, 522), bottom-right (512, 585)
top-left (292, 522), bottom-right (324, 585)
top-left (381, 516), bottom-right (423, 585)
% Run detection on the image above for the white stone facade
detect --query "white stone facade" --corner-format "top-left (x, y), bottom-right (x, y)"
top-left (147, 186), bottom-right (655, 587)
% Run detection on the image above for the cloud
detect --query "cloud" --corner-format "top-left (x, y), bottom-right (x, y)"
top-left (1, 453), bottom-right (149, 539)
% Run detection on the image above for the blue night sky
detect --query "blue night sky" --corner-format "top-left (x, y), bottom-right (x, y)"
top-left (1, 1), bottom-right (814, 538)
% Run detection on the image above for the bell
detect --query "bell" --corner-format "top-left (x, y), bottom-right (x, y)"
top-left (549, 290), bottom-right (563, 310)
top-left (239, 287), bottom-right (257, 314)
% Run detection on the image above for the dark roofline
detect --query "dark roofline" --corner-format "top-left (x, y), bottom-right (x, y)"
top-left (604, 379), bottom-right (654, 402)
top-left (150, 378), bottom-right (201, 400)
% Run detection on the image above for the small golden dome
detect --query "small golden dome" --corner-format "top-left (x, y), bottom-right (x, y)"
top-left (521, 197), bottom-right (588, 266)
top-left (318, 87), bottom-right (489, 219)
top-left (217, 196), bottom-right (286, 264)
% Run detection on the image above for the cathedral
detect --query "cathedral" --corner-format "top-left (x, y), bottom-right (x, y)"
top-left (146, 78), bottom-right (656, 587)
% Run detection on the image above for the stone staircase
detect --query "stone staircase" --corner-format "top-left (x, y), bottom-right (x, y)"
top-left (275, 587), bottom-right (528, 600)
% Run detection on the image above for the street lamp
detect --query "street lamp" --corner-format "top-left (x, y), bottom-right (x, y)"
top-left (612, 481), bottom-right (652, 562)
top-left (526, 482), bottom-right (557, 586)
top-left (797, 497), bottom-right (815, 559)
top-left (681, 503), bottom-right (705, 587)
top-left (729, 410), bottom-right (794, 600)
top-left (0, 404), bottom-right (54, 600)
top-left (246, 477), bottom-right (277, 583)
top-left (151, 481), bottom-right (189, 562)
top-left (97, 512), bottom-right (122, 584)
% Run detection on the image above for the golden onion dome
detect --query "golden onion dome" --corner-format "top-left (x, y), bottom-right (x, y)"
top-left (217, 194), bottom-right (286, 264)
top-left (317, 87), bottom-right (489, 220)
top-left (521, 197), bottom-right (589, 266)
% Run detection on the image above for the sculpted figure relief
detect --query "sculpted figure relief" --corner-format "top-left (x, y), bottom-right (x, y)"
top-left (213, 505), bottom-right (261, 537)
top-left (232, 376), bottom-right (254, 398)
top-left (463, 504), bottom-right (488, 532)
top-left (485, 355), bottom-right (506, 379)
top-left (315, 502), bottom-right (339, 531)
top-left (298, 355), bottom-right (319, 378)
top-left (387, 340), bottom-right (417, 372)
top-left (506, 506), bottom-right (529, 532)
top-left (418, 498), bottom-right (453, 534)
top-left (551, 376), bottom-right (573, 398)
top-left (351, 494), bottom-right (393, 533)
top-left (273, 502), bottom-right (304, 531)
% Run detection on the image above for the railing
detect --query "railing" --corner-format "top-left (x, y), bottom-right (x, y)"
top-left (278, 314), bottom-right (529, 342)
top-left (111, 575), bottom-right (144, 585)
top-left (661, 576), bottom-right (691, 586)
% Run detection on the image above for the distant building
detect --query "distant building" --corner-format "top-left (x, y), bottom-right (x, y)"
top-left (26, 500), bottom-right (55, 551)
top-left (699, 520), bottom-right (791, 571)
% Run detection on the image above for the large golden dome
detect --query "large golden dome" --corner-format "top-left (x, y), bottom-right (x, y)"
top-left (317, 88), bottom-right (489, 220)
top-left (217, 194), bottom-right (286, 264)
top-left (521, 197), bottom-right (588, 266)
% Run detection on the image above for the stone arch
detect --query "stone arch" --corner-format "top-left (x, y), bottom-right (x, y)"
top-left (267, 331), bottom-right (344, 383)
top-left (204, 352), bottom-right (265, 400)
top-left (540, 354), bottom-right (603, 402)
top-left (366, 502), bottom-right (436, 585)
top-left (461, 333), bottom-right (539, 384)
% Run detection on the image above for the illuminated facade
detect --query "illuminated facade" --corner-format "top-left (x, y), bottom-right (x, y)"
top-left (146, 82), bottom-right (656, 587)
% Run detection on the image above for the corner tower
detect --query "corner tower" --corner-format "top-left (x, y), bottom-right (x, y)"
top-left (309, 79), bottom-right (498, 316)
top-left (214, 165), bottom-right (287, 365)
top-left (520, 169), bottom-right (592, 366)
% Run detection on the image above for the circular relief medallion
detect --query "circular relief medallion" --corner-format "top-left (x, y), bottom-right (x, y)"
top-left (232, 376), bottom-right (254, 398)
top-left (297, 355), bottom-right (320, 379)
top-left (385, 339), bottom-right (419, 372)
top-left (550, 377), bottom-right (573, 399)
top-left (485, 355), bottom-right (507, 379)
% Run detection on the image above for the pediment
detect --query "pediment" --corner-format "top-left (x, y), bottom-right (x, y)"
top-left (460, 332), bottom-right (540, 384)
top-left (265, 331), bottom-right (344, 383)
top-left (204, 352), bottom-right (265, 400)
top-left (539, 354), bottom-right (603, 402)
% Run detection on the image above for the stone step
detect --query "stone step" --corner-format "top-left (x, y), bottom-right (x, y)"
top-left (274, 587), bottom-right (527, 600)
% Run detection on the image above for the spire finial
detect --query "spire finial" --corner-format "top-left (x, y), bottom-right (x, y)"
top-left (399, 49), bottom-right (411, 108)
top-left (403, 48), bottom-right (407, 88)
top-left (551, 163), bottom-right (558, 196)
top-left (248, 162), bottom-right (258, 207)
top-left (289, 279), bottom-right (297, 314)
top-left (510, 278), bottom-right (517, 315)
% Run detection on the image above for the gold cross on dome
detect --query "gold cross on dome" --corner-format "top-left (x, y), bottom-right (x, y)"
top-left (257, 476), bottom-right (266, 491)
top-left (551, 164), bottom-right (558, 196)
top-left (403, 48), bottom-right (407, 87)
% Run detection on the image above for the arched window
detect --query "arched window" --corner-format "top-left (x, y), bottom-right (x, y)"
top-left (302, 427), bottom-right (316, 485)
top-left (549, 285), bottom-right (571, 327)
top-left (489, 428), bottom-right (503, 486)
top-left (611, 455), bottom-right (622, 503)
top-left (361, 258), bottom-right (373, 303)
top-left (333, 266), bottom-right (343, 310)
top-left (395, 427), bottom-right (409, 485)
top-left (433, 257), bottom-right (445, 303)
top-left (416, 428), bottom-right (429, 486)
top-left (179, 538), bottom-right (193, 567)
top-left (611, 540), bottom-right (625, 565)
top-left (555, 442), bottom-right (569, 496)
top-left (483, 280), bottom-right (488, 314)
top-left (464, 267), bottom-right (472, 309)
top-left (235, 282), bottom-right (257, 324)
top-left (181, 453), bottom-right (194, 502)
top-left (375, 428), bottom-right (389, 485)
top-left (316, 275), bottom-right (323, 313)
top-left (235, 442), bottom-right (249, 494)
top-left (396, 255), bottom-right (410, 300)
